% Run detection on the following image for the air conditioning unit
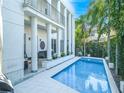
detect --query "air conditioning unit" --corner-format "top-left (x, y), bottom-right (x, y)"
top-left (120, 81), bottom-right (124, 93)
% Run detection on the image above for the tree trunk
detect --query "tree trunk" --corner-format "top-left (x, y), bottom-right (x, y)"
top-left (107, 27), bottom-right (110, 63)
top-left (115, 42), bottom-right (118, 75)
top-left (96, 40), bottom-right (99, 57)
top-left (83, 31), bottom-right (86, 56)
top-left (83, 38), bottom-right (86, 56)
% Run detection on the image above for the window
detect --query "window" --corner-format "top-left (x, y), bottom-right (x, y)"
top-left (52, 39), bottom-right (56, 53)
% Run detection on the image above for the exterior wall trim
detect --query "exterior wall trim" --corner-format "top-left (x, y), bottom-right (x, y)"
top-left (24, 7), bottom-right (65, 29)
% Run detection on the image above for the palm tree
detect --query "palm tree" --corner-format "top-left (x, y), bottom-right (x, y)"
top-left (75, 15), bottom-right (89, 56)
top-left (87, 0), bottom-right (111, 61)
top-left (76, 0), bottom-right (124, 77)
top-left (87, 0), bottom-right (124, 76)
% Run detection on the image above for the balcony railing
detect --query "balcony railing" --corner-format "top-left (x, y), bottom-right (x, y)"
top-left (23, 0), bottom-right (65, 26)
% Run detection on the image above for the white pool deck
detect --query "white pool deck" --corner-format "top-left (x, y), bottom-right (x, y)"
top-left (14, 57), bottom-right (119, 93)
top-left (15, 57), bottom-right (80, 93)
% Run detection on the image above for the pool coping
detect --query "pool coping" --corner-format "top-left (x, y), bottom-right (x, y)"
top-left (103, 58), bottom-right (120, 93)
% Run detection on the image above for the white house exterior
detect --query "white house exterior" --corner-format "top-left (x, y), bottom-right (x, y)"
top-left (85, 26), bottom-right (107, 42)
top-left (0, 0), bottom-right (3, 73)
top-left (1, 0), bottom-right (75, 84)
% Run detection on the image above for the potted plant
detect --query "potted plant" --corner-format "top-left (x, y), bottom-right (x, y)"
top-left (61, 52), bottom-right (65, 57)
top-left (67, 51), bottom-right (69, 55)
top-left (71, 52), bottom-right (73, 54)
top-left (52, 53), bottom-right (58, 59)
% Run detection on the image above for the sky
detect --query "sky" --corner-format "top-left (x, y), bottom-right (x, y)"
top-left (69, 0), bottom-right (93, 18)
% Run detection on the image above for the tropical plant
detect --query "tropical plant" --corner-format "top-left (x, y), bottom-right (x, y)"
top-left (52, 53), bottom-right (58, 59)
top-left (75, 15), bottom-right (89, 56)
top-left (61, 52), bottom-right (65, 57)
top-left (86, 0), bottom-right (124, 77)
top-left (75, 0), bottom-right (124, 78)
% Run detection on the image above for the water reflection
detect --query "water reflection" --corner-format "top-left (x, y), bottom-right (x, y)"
top-left (85, 73), bottom-right (108, 92)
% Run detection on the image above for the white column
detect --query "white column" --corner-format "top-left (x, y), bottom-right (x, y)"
top-left (64, 8), bottom-right (67, 55)
top-left (47, 0), bottom-right (51, 16)
top-left (57, 1), bottom-right (61, 57)
top-left (47, 24), bottom-right (52, 60)
top-left (68, 13), bottom-right (72, 54)
top-left (57, 29), bottom-right (61, 57)
top-left (32, 0), bottom-right (37, 7)
top-left (57, 0), bottom-right (61, 23)
top-left (72, 16), bottom-right (75, 55)
top-left (47, 0), bottom-right (51, 4)
top-left (57, 1), bottom-right (61, 12)
top-left (0, 0), bottom-right (3, 72)
top-left (31, 17), bottom-right (38, 72)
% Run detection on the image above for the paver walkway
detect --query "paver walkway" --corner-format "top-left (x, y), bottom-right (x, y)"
top-left (14, 57), bottom-right (80, 93)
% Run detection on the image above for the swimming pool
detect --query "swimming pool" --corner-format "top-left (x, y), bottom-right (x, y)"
top-left (52, 58), bottom-right (111, 93)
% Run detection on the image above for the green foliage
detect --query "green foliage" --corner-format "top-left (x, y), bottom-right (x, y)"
top-left (118, 36), bottom-right (124, 79)
top-left (110, 37), bottom-right (116, 64)
top-left (86, 0), bottom-right (124, 79)
top-left (52, 53), bottom-right (58, 59)
top-left (86, 41), bottom-right (107, 57)
top-left (78, 52), bottom-right (83, 56)
top-left (67, 51), bottom-right (70, 55)
top-left (61, 52), bottom-right (65, 57)
top-left (75, 15), bottom-right (90, 56)
top-left (75, 0), bottom-right (124, 79)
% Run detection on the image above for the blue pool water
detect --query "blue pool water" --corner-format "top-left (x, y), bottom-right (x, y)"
top-left (52, 58), bottom-right (111, 93)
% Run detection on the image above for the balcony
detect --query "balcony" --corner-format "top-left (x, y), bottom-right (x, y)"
top-left (23, 0), bottom-right (65, 26)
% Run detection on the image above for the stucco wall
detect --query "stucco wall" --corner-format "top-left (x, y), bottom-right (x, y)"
top-left (0, 0), bottom-right (3, 73)
top-left (2, 0), bottom-right (24, 84)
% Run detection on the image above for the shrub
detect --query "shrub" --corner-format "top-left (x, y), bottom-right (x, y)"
top-left (61, 52), bottom-right (65, 57)
top-left (67, 51), bottom-right (70, 55)
top-left (52, 53), bottom-right (58, 59)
